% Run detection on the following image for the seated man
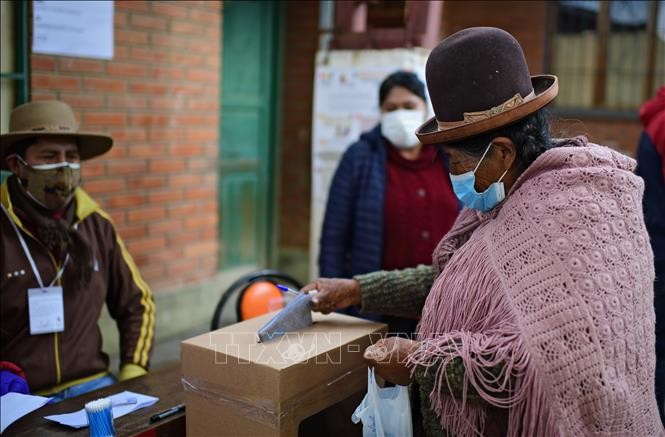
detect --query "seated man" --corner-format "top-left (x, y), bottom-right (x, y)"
top-left (0, 100), bottom-right (155, 401)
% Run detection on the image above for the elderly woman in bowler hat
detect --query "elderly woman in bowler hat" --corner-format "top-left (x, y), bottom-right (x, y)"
top-left (304, 27), bottom-right (663, 436)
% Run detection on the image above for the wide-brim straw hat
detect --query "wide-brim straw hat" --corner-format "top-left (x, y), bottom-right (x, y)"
top-left (0, 100), bottom-right (113, 170)
top-left (416, 27), bottom-right (558, 145)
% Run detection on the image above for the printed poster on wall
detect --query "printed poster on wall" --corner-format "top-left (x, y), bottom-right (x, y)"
top-left (309, 48), bottom-right (430, 279)
top-left (33, 0), bottom-right (114, 60)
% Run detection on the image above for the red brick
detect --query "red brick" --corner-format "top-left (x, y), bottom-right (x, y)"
top-left (108, 95), bottom-right (147, 110)
top-left (108, 129), bottom-right (148, 142)
top-left (107, 194), bottom-right (146, 208)
top-left (187, 68), bottom-right (217, 82)
top-left (150, 34), bottom-right (188, 49)
top-left (201, 227), bottom-right (217, 240)
top-left (168, 230), bottom-right (202, 247)
top-left (171, 53), bottom-right (204, 65)
top-left (152, 2), bottom-right (189, 18)
top-left (187, 157), bottom-right (214, 171)
top-left (128, 207), bottom-right (166, 222)
top-left (129, 48), bottom-right (169, 64)
top-left (127, 175), bottom-right (167, 189)
top-left (107, 160), bottom-right (147, 175)
top-left (60, 94), bottom-right (105, 109)
top-left (107, 62), bottom-right (148, 78)
top-left (127, 236), bottom-right (167, 255)
top-left (149, 129), bottom-right (182, 142)
top-left (171, 21), bottom-right (204, 35)
top-left (81, 161), bottom-right (106, 177)
top-left (130, 14), bottom-right (168, 31)
top-left (129, 82), bottom-right (168, 95)
top-left (31, 74), bottom-right (81, 90)
top-left (59, 58), bottom-right (105, 73)
top-left (32, 55), bottom-right (56, 71)
top-left (83, 112), bottom-right (126, 126)
top-left (184, 187), bottom-right (215, 201)
top-left (170, 144), bottom-right (203, 156)
top-left (108, 209), bottom-right (126, 226)
top-left (188, 40), bottom-right (215, 53)
top-left (139, 265), bottom-right (167, 283)
top-left (190, 8), bottom-right (221, 24)
top-left (148, 96), bottom-right (185, 110)
top-left (149, 159), bottom-right (185, 173)
top-left (169, 174), bottom-right (201, 186)
top-left (148, 189), bottom-right (184, 203)
top-left (185, 128), bottom-right (217, 142)
top-left (170, 83), bottom-right (205, 96)
top-left (148, 219), bottom-right (184, 235)
top-left (168, 203), bottom-right (198, 217)
top-left (116, 29), bottom-right (149, 45)
top-left (164, 256), bottom-right (200, 275)
top-left (116, 224), bottom-right (146, 240)
top-left (127, 144), bottom-right (167, 158)
top-left (183, 241), bottom-right (217, 258)
top-left (114, 10), bottom-right (128, 26)
top-left (130, 113), bottom-right (169, 126)
top-left (150, 66), bottom-right (185, 81)
top-left (185, 100), bottom-right (217, 111)
top-left (84, 77), bottom-right (126, 93)
top-left (105, 143), bottom-right (128, 160)
top-left (115, 0), bottom-right (150, 12)
top-left (83, 178), bottom-right (124, 195)
top-left (31, 91), bottom-right (58, 101)
top-left (184, 214), bottom-right (216, 229)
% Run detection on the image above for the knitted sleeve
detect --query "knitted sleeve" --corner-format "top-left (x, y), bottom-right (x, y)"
top-left (414, 357), bottom-right (507, 403)
top-left (354, 264), bottom-right (435, 318)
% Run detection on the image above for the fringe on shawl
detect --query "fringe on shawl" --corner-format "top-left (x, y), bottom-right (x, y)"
top-left (409, 236), bottom-right (559, 437)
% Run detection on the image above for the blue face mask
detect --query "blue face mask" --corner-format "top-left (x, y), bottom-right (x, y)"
top-left (449, 143), bottom-right (509, 212)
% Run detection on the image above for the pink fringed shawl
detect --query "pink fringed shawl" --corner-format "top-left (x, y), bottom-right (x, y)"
top-left (408, 138), bottom-right (664, 436)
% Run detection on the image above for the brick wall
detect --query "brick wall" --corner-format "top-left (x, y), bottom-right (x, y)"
top-left (278, 1), bottom-right (319, 252)
top-left (29, 1), bottom-right (222, 292)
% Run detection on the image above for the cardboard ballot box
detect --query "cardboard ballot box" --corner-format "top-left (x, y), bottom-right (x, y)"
top-left (181, 311), bottom-right (387, 437)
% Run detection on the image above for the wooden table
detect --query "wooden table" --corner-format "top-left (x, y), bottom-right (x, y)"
top-left (4, 364), bottom-right (185, 437)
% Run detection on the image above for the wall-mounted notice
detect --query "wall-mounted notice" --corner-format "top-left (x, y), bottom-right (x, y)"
top-left (33, 1), bottom-right (114, 60)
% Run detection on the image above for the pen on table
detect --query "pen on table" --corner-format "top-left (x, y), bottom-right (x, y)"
top-left (149, 404), bottom-right (186, 423)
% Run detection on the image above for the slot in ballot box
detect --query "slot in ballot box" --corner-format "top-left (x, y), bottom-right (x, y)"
top-left (181, 311), bottom-right (387, 436)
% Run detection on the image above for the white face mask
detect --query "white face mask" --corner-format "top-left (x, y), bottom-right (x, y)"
top-left (380, 109), bottom-right (425, 149)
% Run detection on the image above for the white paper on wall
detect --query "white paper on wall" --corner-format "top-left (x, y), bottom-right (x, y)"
top-left (33, 1), bottom-right (114, 60)
top-left (309, 48), bottom-right (430, 279)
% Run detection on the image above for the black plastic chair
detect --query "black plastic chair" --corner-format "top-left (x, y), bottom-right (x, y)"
top-left (210, 269), bottom-right (303, 331)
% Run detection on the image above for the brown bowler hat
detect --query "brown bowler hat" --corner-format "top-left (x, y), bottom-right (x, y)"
top-left (416, 27), bottom-right (558, 145)
top-left (0, 100), bottom-right (113, 170)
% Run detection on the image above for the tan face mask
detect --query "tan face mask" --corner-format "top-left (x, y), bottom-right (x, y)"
top-left (16, 155), bottom-right (81, 210)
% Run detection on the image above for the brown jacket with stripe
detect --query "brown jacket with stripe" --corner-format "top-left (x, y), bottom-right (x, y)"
top-left (0, 180), bottom-right (155, 393)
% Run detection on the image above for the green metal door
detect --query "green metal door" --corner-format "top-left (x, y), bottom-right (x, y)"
top-left (219, 1), bottom-right (281, 269)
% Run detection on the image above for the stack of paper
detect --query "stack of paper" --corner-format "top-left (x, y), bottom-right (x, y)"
top-left (0, 392), bottom-right (52, 433)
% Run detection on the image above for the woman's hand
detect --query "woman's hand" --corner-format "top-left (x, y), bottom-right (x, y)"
top-left (301, 278), bottom-right (361, 314)
top-left (363, 337), bottom-right (420, 386)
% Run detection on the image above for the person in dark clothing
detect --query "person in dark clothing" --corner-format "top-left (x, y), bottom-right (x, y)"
top-left (636, 86), bottom-right (665, 423)
top-left (318, 71), bottom-right (460, 335)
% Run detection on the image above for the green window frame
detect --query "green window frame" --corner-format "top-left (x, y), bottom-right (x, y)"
top-left (0, 1), bottom-right (29, 106)
top-left (1, 1), bottom-right (28, 182)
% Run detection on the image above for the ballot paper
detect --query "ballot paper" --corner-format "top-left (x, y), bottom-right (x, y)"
top-left (44, 390), bottom-right (159, 429)
top-left (1, 392), bottom-right (52, 433)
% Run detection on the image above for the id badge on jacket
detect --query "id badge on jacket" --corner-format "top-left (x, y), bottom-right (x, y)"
top-left (28, 286), bottom-right (65, 335)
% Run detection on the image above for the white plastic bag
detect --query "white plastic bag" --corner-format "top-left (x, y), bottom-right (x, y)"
top-left (351, 368), bottom-right (413, 437)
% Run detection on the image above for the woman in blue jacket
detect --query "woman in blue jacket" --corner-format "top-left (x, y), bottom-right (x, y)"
top-left (318, 71), bottom-right (460, 333)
